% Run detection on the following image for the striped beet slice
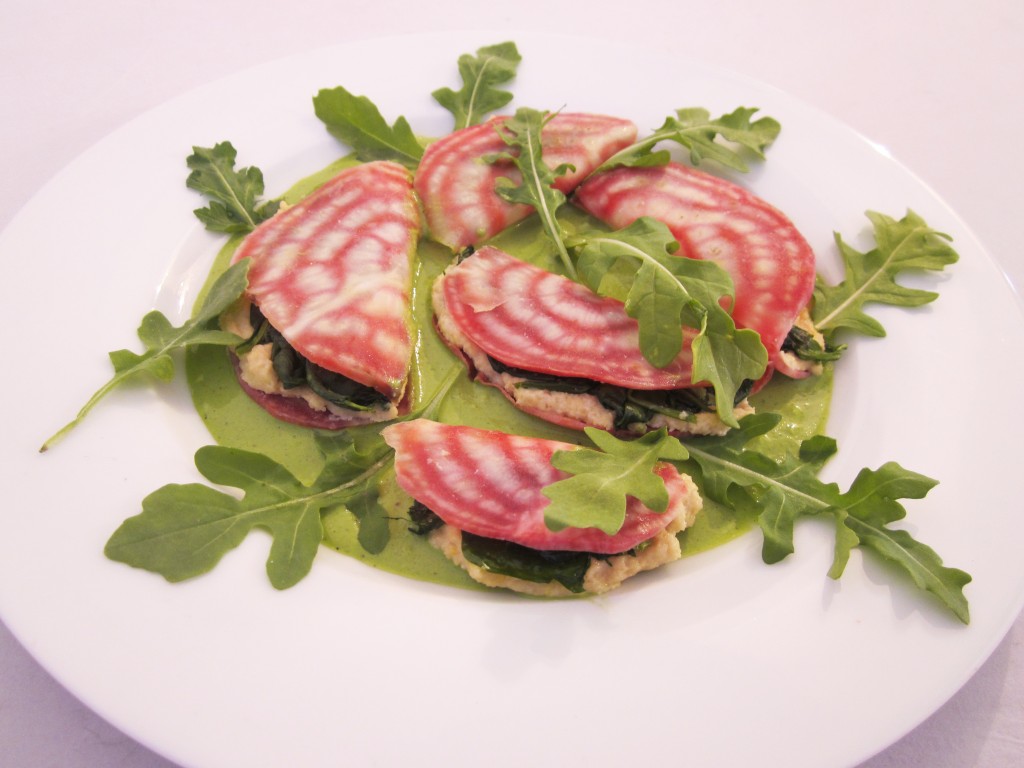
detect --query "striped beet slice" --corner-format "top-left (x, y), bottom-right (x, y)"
top-left (435, 245), bottom-right (693, 389)
top-left (415, 113), bottom-right (636, 250)
top-left (574, 163), bottom-right (816, 371)
top-left (382, 419), bottom-right (689, 554)
top-left (232, 160), bottom-right (419, 401)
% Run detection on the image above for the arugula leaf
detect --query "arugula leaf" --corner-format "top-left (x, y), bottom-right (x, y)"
top-left (186, 142), bottom-right (281, 233)
top-left (690, 309), bottom-right (770, 427)
top-left (313, 86), bottom-right (424, 168)
top-left (106, 448), bottom-right (325, 589)
top-left (542, 427), bottom-right (689, 535)
top-left (812, 210), bottom-right (959, 341)
top-left (597, 107), bottom-right (781, 173)
top-left (574, 218), bottom-right (733, 348)
top-left (681, 415), bottom-right (971, 623)
top-left (432, 41), bottom-right (521, 130)
top-left (40, 260), bottom-right (250, 452)
top-left (104, 365), bottom-right (467, 586)
top-left (105, 426), bottom-right (395, 588)
top-left (314, 429), bottom-right (395, 554)
top-left (491, 107), bottom-right (577, 278)
top-left (572, 217), bottom-right (767, 425)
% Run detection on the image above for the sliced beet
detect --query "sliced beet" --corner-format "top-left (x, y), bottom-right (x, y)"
top-left (434, 245), bottom-right (694, 390)
top-left (382, 419), bottom-right (691, 554)
top-left (574, 163), bottom-right (816, 372)
top-left (232, 160), bottom-right (420, 402)
top-left (415, 113), bottom-right (636, 250)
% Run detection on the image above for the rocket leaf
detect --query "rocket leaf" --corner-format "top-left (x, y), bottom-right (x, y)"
top-left (40, 259), bottom-right (250, 452)
top-left (571, 217), bottom-right (767, 425)
top-left (812, 210), bottom-right (959, 341)
top-left (491, 107), bottom-right (577, 278)
top-left (432, 41), bottom-right (521, 130)
top-left (681, 415), bottom-right (971, 623)
top-left (313, 85), bottom-right (424, 168)
top-left (105, 448), bottom-right (325, 589)
top-left (690, 309), bottom-right (770, 427)
top-left (103, 368), bottom-right (467, 586)
top-left (597, 106), bottom-right (780, 173)
top-left (105, 426), bottom-right (395, 588)
top-left (542, 427), bottom-right (689, 535)
top-left (186, 142), bottom-right (281, 233)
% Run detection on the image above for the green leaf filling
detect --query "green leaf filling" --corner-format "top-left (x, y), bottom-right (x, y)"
top-left (245, 305), bottom-right (391, 412)
top-left (432, 41), bottom-right (521, 130)
top-left (488, 355), bottom-right (751, 431)
top-left (460, 533), bottom-right (592, 593)
top-left (781, 326), bottom-right (846, 362)
top-left (407, 501), bottom-right (445, 536)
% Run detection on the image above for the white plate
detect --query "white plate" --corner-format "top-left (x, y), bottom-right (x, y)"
top-left (2, 31), bottom-right (1023, 768)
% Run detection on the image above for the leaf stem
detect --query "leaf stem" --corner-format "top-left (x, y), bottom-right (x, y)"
top-left (685, 444), bottom-right (831, 512)
top-left (522, 127), bottom-right (577, 280)
top-left (596, 131), bottom-right (669, 173)
top-left (39, 378), bottom-right (120, 452)
top-left (585, 234), bottom-right (693, 301)
top-left (209, 162), bottom-right (257, 230)
top-left (318, 453), bottom-right (397, 505)
top-left (462, 57), bottom-right (494, 130)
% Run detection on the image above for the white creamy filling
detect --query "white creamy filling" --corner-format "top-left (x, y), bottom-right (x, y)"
top-left (433, 282), bottom-right (750, 437)
top-left (426, 472), bottom-right (703, 596)
top-left (777, 307), bottom-right (826, 378)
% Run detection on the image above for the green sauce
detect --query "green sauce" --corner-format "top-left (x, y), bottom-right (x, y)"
top-left (185, 166), bottom-right (832, 591)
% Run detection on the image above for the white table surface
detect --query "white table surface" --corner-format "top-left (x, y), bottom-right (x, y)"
top-left (2, 1), bottom-right (1022, 766)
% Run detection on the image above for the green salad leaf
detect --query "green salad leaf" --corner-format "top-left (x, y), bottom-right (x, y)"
top-left (681, 415), bottom-right (971, 623)
top-left (542, 427), bottom-right (689, 535)
top-left (571, 217), bottom-right (767, 425)
top-left (105, 426), bottom-right (395, 589)
top-left (690, 309), bottom-right (769, 427)
top-left (491, 107), bottom-right (577, 278)
top-left (812, 210), bottom-right (959, 341)
top-left (597, 107), bottom-right (781, 173)
top-left (432, 41), bottom-right (521, 130)
top-left (40, 260), bottom-right (250, 453)
top-left (313, 86), bottom-right (424, 168)
top-left (105, 363), bottom-right (467, 586)
top-left (186, 142), bottom-right (281, 233)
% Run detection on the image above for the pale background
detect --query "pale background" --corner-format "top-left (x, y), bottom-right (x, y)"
top-left (2, 1), bottom-right (1021, 766)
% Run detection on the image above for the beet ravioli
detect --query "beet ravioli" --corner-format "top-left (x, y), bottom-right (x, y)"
top-left (221, 161), bottom-right (420, 428)
top-left (415, 113), bottom-right (636, 250)
top-left (433, 245), bottom-right (755, 436)
top-left (382, 419), bottom-right (702, 596)
top-left (574, 162), bottom-right (821, 379)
